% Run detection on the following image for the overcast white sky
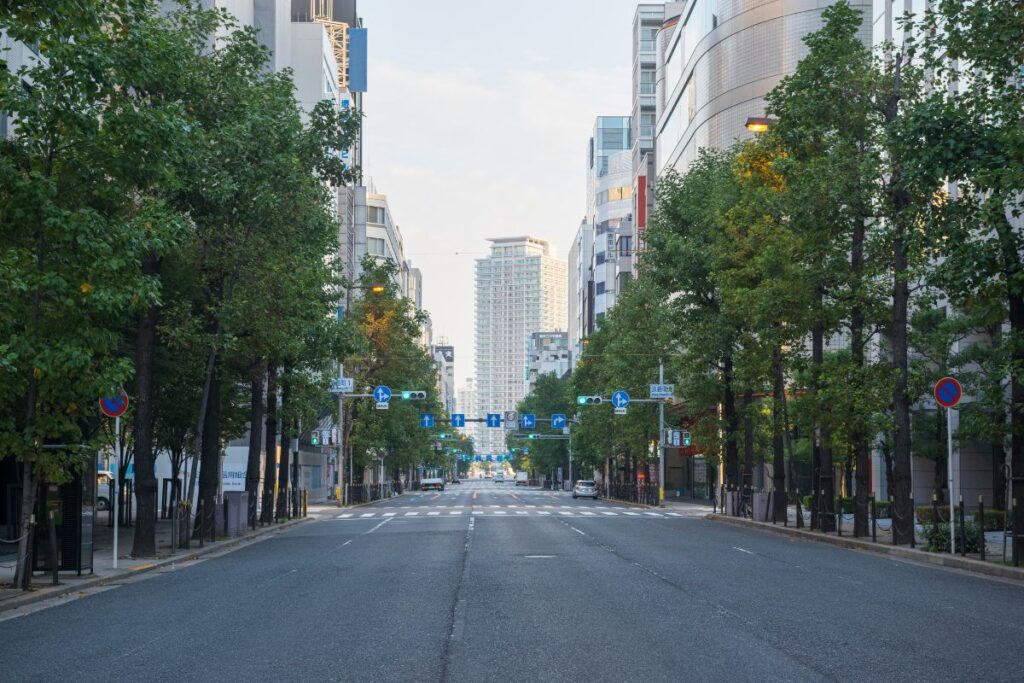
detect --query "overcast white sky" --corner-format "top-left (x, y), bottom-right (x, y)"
top-left (358, 1), bottom-right (637, 387)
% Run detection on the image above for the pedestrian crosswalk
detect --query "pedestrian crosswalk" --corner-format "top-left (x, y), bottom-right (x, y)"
top-left (332, 505), bottom-right (690, 520)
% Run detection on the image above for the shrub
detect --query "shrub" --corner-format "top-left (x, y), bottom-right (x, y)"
top-left (925, 521), bottom-right (982, 554)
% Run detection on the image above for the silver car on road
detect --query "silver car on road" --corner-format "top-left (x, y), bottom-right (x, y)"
top-left (572, 480), bottom-right (598, 500)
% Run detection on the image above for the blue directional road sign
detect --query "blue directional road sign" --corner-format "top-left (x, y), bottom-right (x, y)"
top-left (521, 413), bottom-right (536, 429)
top-left (373, 385), bottom-right (392, 403)
top-left (551, 413), bottom-right (567, 429)
top-left (486, 455), bottom-right (493, 462)
top-left (474, 455), bottom-right (482, 462)
top-left (419, 413), bottom-right (434, 428)
top-left (611, 390), bottom-right (631, 409)
top-left (450, 413), bottom-right (466, 428)
top-left (486, 413), bottom-right (502, 428)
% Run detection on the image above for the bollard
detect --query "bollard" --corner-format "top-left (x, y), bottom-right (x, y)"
top-left (198, 498), bottom-right (205, 548)
top-left (979, 495), bottom-right (986, 562)
top-left (47, 510), bottom-right (59, 586)
top-left (795, 490), bottom-right (803, 529)
top-left (912, 497), bottom-right (920, 545)
top-left (959, 496), bottom-right (966, 557)
top-left (837, 502), bottom-right (843, 537)
top-left (870, 495), bottom-right (877, 544)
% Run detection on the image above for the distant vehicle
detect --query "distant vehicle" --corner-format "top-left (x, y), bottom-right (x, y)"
top-left (97, 472), bottom-right (113, 510)
top-left (573, 480), bottom-right (598, 500)
top-left (421, 477), bottom-right (445, 491)
top-left (484, 474), bottom-right (492, 479)
top-left (451, 477), bottom-right (461, 484)
top-left (515, 471), bottom-right (529, 486)
top-left (494, 472), bottom-right (504, 483)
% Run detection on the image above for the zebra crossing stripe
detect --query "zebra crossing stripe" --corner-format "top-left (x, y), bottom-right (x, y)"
top-left (360, 513), bottom-right (374, 518)
top-left (383, 512), bottom-right (396, 517)
top-left (337, 513), bottom-right (353, 518)
top-left (427, 511), bottom-right (440, 516)
top-left (405, 512), bottom-right (419, 516)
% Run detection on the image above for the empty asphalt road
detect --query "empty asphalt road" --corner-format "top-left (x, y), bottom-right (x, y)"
top-left (2, 480), bottom-right (1022, 682)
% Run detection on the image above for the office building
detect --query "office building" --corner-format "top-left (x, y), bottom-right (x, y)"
top-left (655, 0), bottom-right (871, 175)
top-left (431, 344), bottom-right (456, 414)
top-left (567, 220), bottom-right (594, 366)
top-left (526, 332), bottom-right (570, 394)
top-left (474, 237), bottom-right (567, 454)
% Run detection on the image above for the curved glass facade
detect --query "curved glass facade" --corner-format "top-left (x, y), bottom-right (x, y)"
top-left (656, 0), bottom-right (872, 174)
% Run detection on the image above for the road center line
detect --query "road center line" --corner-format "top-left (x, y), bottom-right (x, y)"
top-left (364, 518), bottom-right (391, 535)
top-left (733, 546), bottom-right (754, 555)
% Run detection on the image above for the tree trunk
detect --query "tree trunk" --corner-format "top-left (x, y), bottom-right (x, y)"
top-left (851, 217), bottom-right (869, 533)
top-left (245, 358), bottom-right (265, 513)
top-left (771, 343), bottom-right (787, 520)
top-left (891, 227), bottom-right (914, 543)
top-left (994, 209), bottom-right (1023, 564)
top-left (261, 363), bottom-right (278, 524)
top-left (277, 370), bottom-right (292, 521)
top-left (131, 251), bottom-right (160, 558)
top-left (723, 356), bottom-right (739, 488)
top-left (195, 364), bottom-right (221, 540)
top-left (743, 388), bottom-right (754, 494)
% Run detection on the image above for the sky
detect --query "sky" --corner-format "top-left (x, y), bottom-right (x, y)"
top-left (358, 0), bottom-right (639, 388)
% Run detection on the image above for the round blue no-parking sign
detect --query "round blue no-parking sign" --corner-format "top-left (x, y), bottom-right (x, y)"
top-left (933, 377), bottom-right (962, 409)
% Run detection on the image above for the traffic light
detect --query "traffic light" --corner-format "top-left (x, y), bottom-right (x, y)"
top-left (577, 395), bottom-right (603, 405)
top-left (401, 390), bottom-right (427, 400)
top-left (528, 434), bottom-right (537, 440)
top-left (682, 431), bottom-right (692, 447)
top-left (310, 431), bottom-right (319, 446)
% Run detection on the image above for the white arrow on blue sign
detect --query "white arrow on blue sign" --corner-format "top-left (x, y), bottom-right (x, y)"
top-left (551, 413), bottom-right (566, 428)
top-left (486, 413), bottom-right (502, 428)
top-left (611, 390), bottom-right (631, 409)
top-left (419, 413), bottom-right (434, 428)
top-left (374, 385), bottom-right (392, 403)
top-left (521, 413), bottom-right (536, 429)
top-left (450, 413), bottom-right (465, 428)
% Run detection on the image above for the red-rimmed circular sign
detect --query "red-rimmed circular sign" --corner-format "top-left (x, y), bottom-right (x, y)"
top-left (933, 377), bottom-right (962, 409)
top-left (99, 390), bottom-right (129, 418)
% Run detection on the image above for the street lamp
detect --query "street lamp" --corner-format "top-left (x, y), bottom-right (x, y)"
top-left (745, 116), bottom-right (775, 133)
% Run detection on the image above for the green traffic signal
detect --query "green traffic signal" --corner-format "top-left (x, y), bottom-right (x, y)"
top-left (682, 431), bottom-right (692, 447)
top-left (577, 395), bottom-right (603, 405)
top-left (401, 390), bottom-right (427, 400)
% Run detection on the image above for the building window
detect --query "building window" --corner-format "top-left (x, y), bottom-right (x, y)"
top-left (595, 252), bottom-right (606, 266)
top-left (368, 237), bottom-right (386, 256)
top-left (596, 282), bottom-right (606, 296)
top-left (639, 68), bottom-right (656, 95)
top-left (367, 206), bottom-right (386, 224)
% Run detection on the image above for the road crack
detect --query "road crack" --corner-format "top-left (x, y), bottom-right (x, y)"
top-left (439, 515), bottom-right (474, 682)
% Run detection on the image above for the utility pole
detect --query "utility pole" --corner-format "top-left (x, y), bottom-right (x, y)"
top-left (659, 359), bottom-right (665, 507)
top-left (337, 388), bottom-right (345, 507)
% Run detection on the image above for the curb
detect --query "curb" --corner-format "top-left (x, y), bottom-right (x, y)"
top-left (706, 513), bottom-right (1024, 582)
top-left (329, 491), bottom-right (406, 510)
top-left (0, 516), bottom-right (312, 615)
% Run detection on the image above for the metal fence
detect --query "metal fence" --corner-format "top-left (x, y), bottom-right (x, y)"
top-left (602, 482), bottom-right (660, 506)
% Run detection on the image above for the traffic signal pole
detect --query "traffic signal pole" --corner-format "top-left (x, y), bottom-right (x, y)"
top-left (659, 359), bottom-right (665, 507)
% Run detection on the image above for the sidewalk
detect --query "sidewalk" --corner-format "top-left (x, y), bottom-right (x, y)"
top-left (0, 504), bottom-right (328, 615)
top-left (708, 511), bottom-right (1024, 582)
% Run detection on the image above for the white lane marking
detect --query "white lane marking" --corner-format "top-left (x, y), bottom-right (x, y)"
top-left (666, 512), bottom-right (684, 517)
top-left (559, 511), bottom-right (575, 516)
top-left (580, 511), bottom-right (597, 516)
top-left (623, 512), bottom-right (640, 516)
top-left (570, 526), bottom-right (586, 536)
top-left (525, 504), bottom-right (536, 508)
top-left (494, 511), bottom-right (507, 515)
top-left (537, 511), bottom-right (551, 515)
top-left (524, 555), bottom-right (555, 559)
top-left (405, 512), bottom-right (419, 516)
top-left (360, 513), bottom-right (375, 518)
top-left (490, 505), bottom-right (500, 508)
top-left (508, 505), bottom-right (519, 508)
top-left (336, 513), bottom-right (353, 518)
top-left (472, 510), bottom-right (483, 515)
top-left (516, 511), bottom-right (528, 515)
top-left (544, 505), bottom-right (555, 509)
top-left (643, 512), bottom-right (663, 517)
top-left (454, 505), bottom-right (464, 508)
top-left (733, 547), bottom-right (754, 555)
top-left (560, 506), bottom-right (573, 509)
top-left (600, 511), bottom-right (618, 516)
top-left (383, 512), bottom-right (396, 517)
top-left (364, 518), bottom-right (391, 534)
top-left (342, 540), bottom-right (351, 546)
top-left (448, 511), bottom-right (461, 515)
top-left (427, 511), bottom-right (440, 516)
